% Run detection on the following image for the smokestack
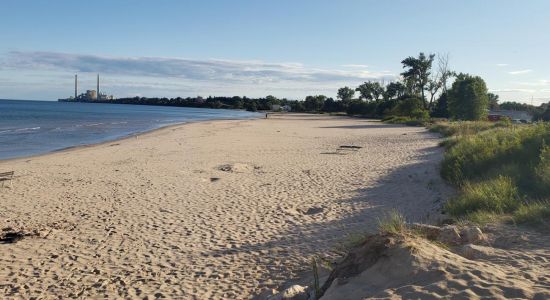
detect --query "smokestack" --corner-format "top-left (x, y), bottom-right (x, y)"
top-left (97, 73), bottom-right (100, 100)
top-left (74, 74), bottom-right (78, 99)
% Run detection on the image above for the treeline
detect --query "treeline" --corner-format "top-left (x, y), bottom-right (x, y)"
top-left (96, 95), bottom-right (299, 112)
top-left (92, 52), bottom-right (550, 121)
top-left (327, 53), bottom-right (550, 121)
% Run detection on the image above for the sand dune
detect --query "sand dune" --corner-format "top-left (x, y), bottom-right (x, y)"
top-left (0, 114), bottom-right (451, 299)
top-left (317, 225), bottom-right (550, 300)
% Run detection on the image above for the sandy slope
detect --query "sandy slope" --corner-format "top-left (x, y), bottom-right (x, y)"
top-left (0, 114), bottom-right (451, 299)
top-left (319, 225), bottom-right (550, 300)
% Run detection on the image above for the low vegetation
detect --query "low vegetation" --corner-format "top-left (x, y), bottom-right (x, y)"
top-left (378, 210), bottom-right (408, 234)
top-left (433, 121), bottom-right (550, 228)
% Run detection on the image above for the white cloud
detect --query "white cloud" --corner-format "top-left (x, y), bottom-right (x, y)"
top-left (0, 51), bottom-right (398, 99)
top-left (489, 88), bottom-right (535, 93)
top-left (496, 63), bottom-right (509, 67)
top-left (341, 64), bottom-right (369, 68)
top-left (513, 79), bottom-right (550, 86)
top-left (1, 51), bottom-right (393, 84)
top-left (508, 69), bottom-right (532, 75)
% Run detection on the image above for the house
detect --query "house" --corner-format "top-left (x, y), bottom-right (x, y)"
top-left (489, 110), bottom-right (533, 122)
top-left (271, 104), bottom-right (292, 112)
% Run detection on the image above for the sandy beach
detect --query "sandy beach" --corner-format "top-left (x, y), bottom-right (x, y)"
top-left (0, 114), bottom-right (451, 299)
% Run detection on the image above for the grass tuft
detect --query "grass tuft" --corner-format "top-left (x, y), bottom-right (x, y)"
top-left (378, 210), bottom-right (407, 234)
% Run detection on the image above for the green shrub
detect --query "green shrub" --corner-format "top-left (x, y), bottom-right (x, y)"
top-left (438, 122), bottom-right (550, 226)
top-left (411, 109), bottom-right (430, 120)
top-left (383, 116), bottom-right (428, 126)
top-left (441, 123), bottom-right (550, 185)
top-left (445, 176), bottom-right (521, 216)
top-left (535, 142), bottom-right (550, 195)
top-left (391, 97), bottom-right (425, 117)
top-left (513, 201), bottom-right (550, 226)
top-left (429, 121), bottom-right (503, 138)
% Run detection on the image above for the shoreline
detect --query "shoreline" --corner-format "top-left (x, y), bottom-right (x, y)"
top-left (0, 116), bottom-right (261, 164)
top-left (0, 114), bottom-right (452, 299)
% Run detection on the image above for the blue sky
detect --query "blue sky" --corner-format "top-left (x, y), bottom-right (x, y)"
top-left (1, 0), bottom-right (549, 104)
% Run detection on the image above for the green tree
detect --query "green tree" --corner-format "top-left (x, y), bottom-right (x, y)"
top-left (541, 105), bottom-right (550, 121)
top-left (391, 97), bottom-right (428, 118)
top-left (304, 95), bottom-right (327, 112)
top-left (384, 82), bottom-right (406, 100)
top-left (401, 52), bottom-right (435, 107)
top-left (266, 95), bottom-right (280, 105)
top-left (432, 92), bottom-right (450, 118)
top-left (337, 86), bottom-right (355, 101)
top-left (488, 93), bottom-right (499, 110)
top-left (355, 81), bottom-right (384, 101)
top-left (448, 73), bottom-right (489, 120)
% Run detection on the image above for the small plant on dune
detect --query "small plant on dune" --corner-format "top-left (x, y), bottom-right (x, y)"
top-left (378, 210), bottom-right (407, 234)
top-left (311, 256), bottom-right (321, 299)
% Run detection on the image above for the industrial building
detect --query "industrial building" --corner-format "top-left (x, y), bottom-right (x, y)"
top-left (58, 74), bottom-right (115, 102)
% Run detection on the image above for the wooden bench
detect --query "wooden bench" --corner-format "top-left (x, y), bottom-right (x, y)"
top-left (0, 171), bottom-right (14, 188)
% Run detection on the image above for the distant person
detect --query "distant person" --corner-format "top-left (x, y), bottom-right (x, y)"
top-left (265, 113), bottom-right (268, 119)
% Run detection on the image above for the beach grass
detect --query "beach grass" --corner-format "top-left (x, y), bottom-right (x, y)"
top-left (436, 121), bottom-right (550, 226)
top-left (378, 210), bottom-right (407, 234)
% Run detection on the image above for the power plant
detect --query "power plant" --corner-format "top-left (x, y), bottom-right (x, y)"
top-left (59, 74), bottom-right (114, 102)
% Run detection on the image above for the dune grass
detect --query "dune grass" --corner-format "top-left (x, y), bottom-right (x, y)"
top-left (378, 210), bottom-right (407, 234)
top-left (429, 120), bottom-right (511, 137)
top-left (436, 121), bottom-right (550, 227)
top-left (513, 201), bottom-right (550, 227)
top-left (446, 176), bottom-right (521, 215)
top-left (382, 116), bottom-right (428, 126)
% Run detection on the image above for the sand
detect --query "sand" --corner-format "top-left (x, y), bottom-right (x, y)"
top-left (0, 114), bottom-right (452, 299)
top-left (319, 226), bottom-right (550, 300)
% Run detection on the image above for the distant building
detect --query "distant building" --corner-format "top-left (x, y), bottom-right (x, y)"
top-left (58, 73), bottom-right (115, 102)
top-left (271, 104), bottom-right (292, 112)
top-left (489, 110), bottom-right (533, 122)
top-left (86, 90), bottom-right (97, 100)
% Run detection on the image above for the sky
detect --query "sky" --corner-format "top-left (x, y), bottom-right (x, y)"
top-left (1, 0), bottom-right (550, 104)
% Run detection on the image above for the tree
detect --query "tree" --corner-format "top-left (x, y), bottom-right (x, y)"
top-left (401, 52), bottom-right (435, 108)
top-left (384, 81), bottom-right (406, 100)
top-left (487, 93), bottom-right (499, 110)
top-left (541, 105), bottom-right (550, 121)
top-left (355, 81), bottom-right (384, 101)
top-left (391, 97), bottom-right (427, 118)
top-left (447, 73), bottom-right (489, 120)
top-left (427, 79), bottom-right (443, 109)
top-left (432, 92), bottom-right (450, 118)
top-left (437, 53), bottom-right (454, 93)
top-left (337, 87), bottom-right (355, 101)
top-left (266, 95), bottom-right (280, 105)
top-left (304, 95), bottom-right (327, 112)
top-left (426, 54), bottom-right (453, 110)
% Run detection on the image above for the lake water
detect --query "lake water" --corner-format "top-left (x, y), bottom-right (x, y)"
top-left (0, 99), bottom-right (260, 160)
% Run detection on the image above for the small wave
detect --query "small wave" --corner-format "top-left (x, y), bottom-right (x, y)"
top-left (15, 127), bottom-right (41, 132)
top-left (84, 123), bottom-right (104, 127)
